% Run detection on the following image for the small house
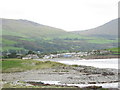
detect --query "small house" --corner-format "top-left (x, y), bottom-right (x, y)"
top-left (22, 54), bottom-right (39, 59)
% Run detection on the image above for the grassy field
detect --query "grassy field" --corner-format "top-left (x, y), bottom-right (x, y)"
top-left (87, 39), bottom-right (118, 44)
top-left (2, 59), bottom-right (68, 73)
top-left (107, 47), bottom-right (120, 52)
top-left (107, 47), bottom-right (120, 55)
top-left (2, 46), bottom-right (24, 51)
top-left (2, 39), bottom-right (17, 45)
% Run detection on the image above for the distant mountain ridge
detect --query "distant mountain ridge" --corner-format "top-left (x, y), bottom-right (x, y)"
top-left (2, 18), bottom-right (71, 39)
top-left (1, 18), bottom-right (118, 53)
top-left (72, 19), bottom-right (118, 39)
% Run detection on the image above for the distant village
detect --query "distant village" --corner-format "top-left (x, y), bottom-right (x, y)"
top-left (42, 50), bottom-right (111, 59)
top-left (2, 49), bottom-right (113, 59)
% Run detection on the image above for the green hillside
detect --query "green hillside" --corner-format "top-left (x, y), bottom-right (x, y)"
top-left (72, 18), bottom-right (119, 42)
top-left (1, 18), bottom-right (118, 53)
top-left (2, 18), bottom-right (84, 39)
top-left (107, 47), bottom-right (120, 54)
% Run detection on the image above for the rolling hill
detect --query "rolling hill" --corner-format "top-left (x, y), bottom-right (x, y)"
top-left (73, 18), bottom-right (118, 39)
top-left (1, 18), bottom-right (118, 53)
top-left (2, 18), bottom-right (75, 39)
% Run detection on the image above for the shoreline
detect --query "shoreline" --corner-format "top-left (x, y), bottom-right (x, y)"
top-left (35, 58), bottom-right (118, 69)
top-left (2, 63), bottom-right (118, 88)
top-left (2, 58), bottom-right (119, 88)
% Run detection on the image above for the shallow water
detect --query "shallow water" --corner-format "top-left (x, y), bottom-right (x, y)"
top-left (26, 80), bottom-right (118, 88)
top-left (57, 58), bottom-right (118, 69)
top-left (42, 81), bottom-right (118, 88)
top-left (67, 82), bottom-right (118, 88)
top-left (34, 58), bottom-right (119, 88)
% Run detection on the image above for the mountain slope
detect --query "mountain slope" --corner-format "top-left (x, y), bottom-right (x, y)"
top-left (2, 18), bottom-right (84, 52)
top-left (2, 18), bottom-right (74, 39)
top-left (73, 19), bottom-right (118, 39)
top-left (1, 18), bottom-right (118, 53)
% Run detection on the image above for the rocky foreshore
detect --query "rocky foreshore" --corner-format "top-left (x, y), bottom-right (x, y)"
top-left (2, 64), bottom-right (118, 88)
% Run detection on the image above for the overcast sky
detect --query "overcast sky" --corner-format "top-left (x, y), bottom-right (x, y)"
top-left (0, 0), bottom-right (119, 31)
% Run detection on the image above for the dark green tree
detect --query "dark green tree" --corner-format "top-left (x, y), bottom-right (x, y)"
top-left (27, 50), bottom-right (35, 54)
